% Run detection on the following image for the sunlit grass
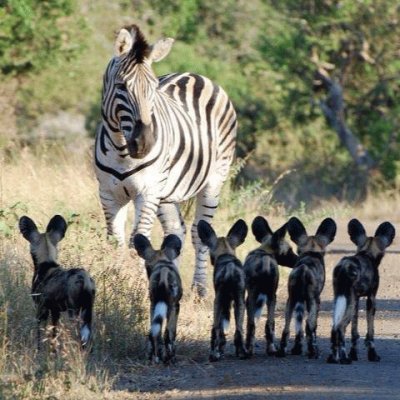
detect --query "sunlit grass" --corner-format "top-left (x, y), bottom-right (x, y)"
top-left (0, 142), bottom-right (399, 398)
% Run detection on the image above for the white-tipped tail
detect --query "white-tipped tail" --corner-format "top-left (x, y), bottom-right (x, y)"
top-left (80, 324), bottom-right (91, 345)
top-left (222, 318), bottom-right (230, 334)
top-left (255, 294), bottom-right (267, 319)
top-left (151, 301), bottom-right (168, 337)
top-left (333, 296), bottom-right (347, 328)
top-left (294, 302), bottom-right (304, 335)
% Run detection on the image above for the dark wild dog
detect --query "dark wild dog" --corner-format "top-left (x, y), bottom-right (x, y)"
top-left (134, 234), bottom-right (183, 364)
top-left (244, 216), bottom-right (298, 356)
top-left (197, 219), bottom-right (248, 361)
top-left (277, 216), bottom-right (336, 358)
top-left (19, 215), bottom-right (95, 350)
top-left (327, 219), bottom-right (395, 364)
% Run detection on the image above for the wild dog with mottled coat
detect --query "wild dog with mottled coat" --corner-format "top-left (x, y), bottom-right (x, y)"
top-left (19, 215), bottom-right (95, 350)
top-left (244, 216), bottom-right (298, 356)
top-left (134, 234), bottom-right (183, 363)
top-left (277, 216), bottom-right (337, 358)
top-left (197, 219), bottom-right (248, 361)
top-left (327, 219), bottom-right (395, 364)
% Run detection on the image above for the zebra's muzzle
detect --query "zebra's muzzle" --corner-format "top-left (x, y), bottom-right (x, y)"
top-left (127, 120), bottom-right (155, 159)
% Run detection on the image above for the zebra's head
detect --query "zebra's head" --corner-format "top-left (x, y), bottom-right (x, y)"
top-left (104, 24), bottom-right (174, 159)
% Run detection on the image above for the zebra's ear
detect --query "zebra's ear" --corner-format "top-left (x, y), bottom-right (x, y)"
top-left (46, 215), bottom-right (67, 245)
top-left (149, 38), bottom-right (174, 63)
top-left (133, 234), bottom-right (155, 261)
top-left (161, 234), bottom-right (182, 261)
top-left (115, 28), bottom-right (134, 56)
top-left (19, 216), bottom-right (40, 243)
top-left (197, 220), bottom-right (218, 250)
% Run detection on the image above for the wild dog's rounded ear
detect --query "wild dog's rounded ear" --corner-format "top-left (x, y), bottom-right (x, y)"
top-left (162, 234), bottom-right (182, 261)
top-left (149, 38), bottom-right (174, 63)
top-left (19, 216), bottom-right (40, 243)
top-left (271, 223), bottom-right (288, 248)
top-left (46, 215), bottom-right (67, 245)
top-left (227, 219), bottom-right (248, 249)
top-left (252, 216), bottom-right (273, 243)
top-left (316, 218), bottom-right (337, 246)
top-left (133, 234), bottom-right (155, 260)
top-left (348, 219), bottom-right (367, 247)
top-left (375, 221), bottom-right (396, 249)
top-left (287, 217), bottom-right (307, 245)
top-left (197, 220), bottom-right (218, 250)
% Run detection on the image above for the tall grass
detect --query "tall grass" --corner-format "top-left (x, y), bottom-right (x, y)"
top-left (0, 141), bottom-right (398, 398)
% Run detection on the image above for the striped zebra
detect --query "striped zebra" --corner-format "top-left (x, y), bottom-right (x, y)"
top-left (94, 24), bottom-right (237, 296)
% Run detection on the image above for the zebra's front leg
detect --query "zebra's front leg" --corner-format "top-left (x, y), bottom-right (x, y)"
top-left (100, 192), bottom-right (129, 246)
top-left (191, 191), bottom-right (220, 297)
top-left (129, 196), bottom-right (160, 246)
top-left (157, 202), bottom-right (186, 267)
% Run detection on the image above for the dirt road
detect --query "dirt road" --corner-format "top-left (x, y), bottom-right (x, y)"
top-left (114, 232), bottom-right (400, 399)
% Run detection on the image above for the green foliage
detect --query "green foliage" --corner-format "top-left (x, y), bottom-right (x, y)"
top-left (0, 0), bottom-right (86, 76)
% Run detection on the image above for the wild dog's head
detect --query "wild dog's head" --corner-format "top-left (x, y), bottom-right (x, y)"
top-left (197, 219), bottom-right (248, 266)
top-left (348, 219), bottom-right (395, 262)
top-left (287, 216), bottom-right (337, 256)
top-left (133, 234), bottom-right (182, 278)
top-left (19, 215), bottom-right (67, 269)
top-left (252, 216), bottom-right (298, 267)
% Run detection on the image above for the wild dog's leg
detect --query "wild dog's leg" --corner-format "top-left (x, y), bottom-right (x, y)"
top-left (366, 295), bottom-right (380, 362)
top-left (245, 289), bottom-right (258, 355)
top-left (36, 308), bottom-right (49, 351)
top-left (349, 297), bottom-right (360, 361)
top-left (164, 302), bottom-right (180, 363)
top-left (266, 293), bottom-right (277, 355)
top-left (191, 187), bottom-right (220, 297)
top-left (210, 296), bottom-right (223, 362)
top-left (99, 191), bottom-right (129, 245)
top-left (291, 301), bottom-right (304, 355)
top-left (50, 309), bottom-right (61, 353)
top-left (234, 289), bottom-right (247, 359)
top-left (276, 298), bottom-right (295, 357)
top-left (305, 298), bottom-right (319, 359)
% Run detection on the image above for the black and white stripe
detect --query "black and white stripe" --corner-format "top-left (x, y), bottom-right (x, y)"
top-left (94, 25), bottom-right (236, 296)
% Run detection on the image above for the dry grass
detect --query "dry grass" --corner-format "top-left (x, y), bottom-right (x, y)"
top-left (0, 141), bottom-right (399, 398)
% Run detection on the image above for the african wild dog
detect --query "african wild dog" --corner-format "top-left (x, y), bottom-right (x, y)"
top-left (327, 219), bottom-right (395, 364)
top-left (244, 216), bottom-right (298, 356)
top-left (276, 216), bottom-right (337, 358)
top-left (134, 234), bottom-right (183, 364)
top-left (197, 219), bottom-right (248, 361)
top-left (19, 215), bottom-right (95, 350)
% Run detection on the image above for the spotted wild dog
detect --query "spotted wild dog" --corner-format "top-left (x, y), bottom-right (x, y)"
top-left (244, 216), bottom-right (298, 356)
top-left (133, 233), bottom-right (183, 364)
top-left (19, 215), bottom-right (95, 350)
top-left (327, 219), bottom-right (395, 364)
top-left (197, 219), bottom-right (248, 361)
top-left (276, 216), bottom-right (337, 359)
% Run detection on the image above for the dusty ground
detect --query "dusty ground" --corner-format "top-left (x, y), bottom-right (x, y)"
top-left (113, 220), bottom-right (400, 399)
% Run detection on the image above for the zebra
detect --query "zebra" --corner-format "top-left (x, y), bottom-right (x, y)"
top-left (94, 24), bottom-right (237, 296)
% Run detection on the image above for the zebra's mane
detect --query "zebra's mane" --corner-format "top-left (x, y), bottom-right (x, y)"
top-left (123, 24), bottom-right (150, 64)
